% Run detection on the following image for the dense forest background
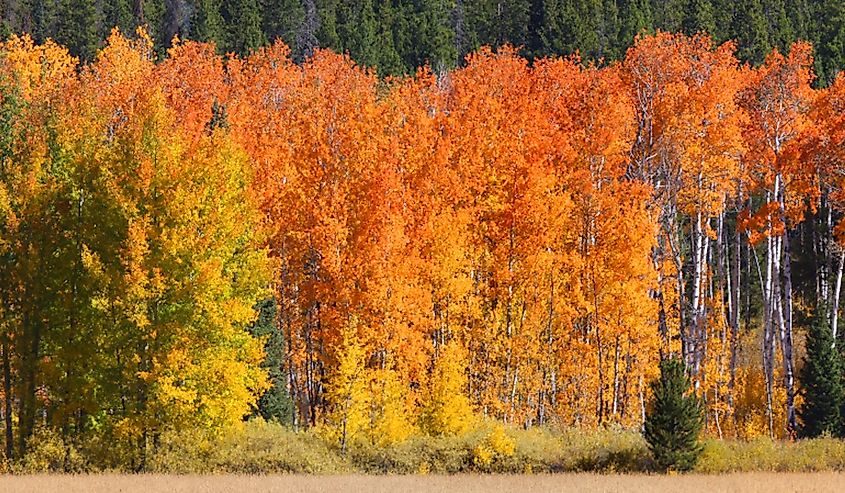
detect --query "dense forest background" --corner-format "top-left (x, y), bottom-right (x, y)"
top-left (0, 1), bottom-right (844, 82)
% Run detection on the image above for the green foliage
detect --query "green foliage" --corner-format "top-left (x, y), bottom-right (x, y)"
top-left (2, 0), bottom-right (845, 78)
top-left (55, 0), bottom-right (100, 61)
top-left (222, 0), bottom-right (267, 53)
top-left (798, 304), bottom-right (844, 438)
top-left (193, 0), bottom-right (227, 48)
top-left (249, 298), bottom-right (293, 425)
top-left (644, 356), bottom-right (705, 472)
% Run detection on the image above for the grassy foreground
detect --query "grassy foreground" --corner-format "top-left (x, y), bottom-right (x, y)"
top-left (8, 420), bottom-right (845, 474)
top-left (0, 473), bottom-right (844, 493)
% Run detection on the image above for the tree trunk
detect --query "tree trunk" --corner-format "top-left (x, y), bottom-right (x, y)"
top-left (833, 251), bottom-right (844, 342)
top-left (779, 208), bottom-right (797, 435)
top-left (2, 336), bottom-right (12, 460)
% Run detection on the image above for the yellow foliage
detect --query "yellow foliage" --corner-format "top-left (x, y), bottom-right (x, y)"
top-left (368, 366), bottom-right (415, 446)
top-left (486, 424), bottom-right (516, 457)
top-left (472, 444), bottom-right (494, 469)
top-left (323, 318), bottom-right (371, 450)
top-left (420, 340), bottom-right (476, 436)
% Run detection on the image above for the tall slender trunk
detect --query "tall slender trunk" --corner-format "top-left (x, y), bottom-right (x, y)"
top-left (18, 306), bottom-right (40, 455)
top-left (833, 251), bottom-right (844, 342)
top-left (763, 226), bottom-right (775, 438)
top-left (2, 336), bottom-right (12, 459)
top-left (779, 205), bottom-right (796, 435)
top-left (729, 211), bottom-right (741, 433)
top-left (691, 210), bottom-right (705, 388)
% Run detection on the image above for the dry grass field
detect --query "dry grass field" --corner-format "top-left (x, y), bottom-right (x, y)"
top-left (0, 473), bottom-right (843, 493)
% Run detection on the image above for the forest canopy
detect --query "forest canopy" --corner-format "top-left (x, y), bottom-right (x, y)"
top-left (0, 22), bottom-right (844, 469)
top-left (0, 1), bottom-right (844, 82)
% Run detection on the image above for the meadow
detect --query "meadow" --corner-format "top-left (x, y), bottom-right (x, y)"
top-left (1, 473), bottom-right (844, 493)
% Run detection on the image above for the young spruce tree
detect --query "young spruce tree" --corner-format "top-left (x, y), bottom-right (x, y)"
top-left (798, 304), bottom-right (844, 438)
top-left (643, 356), bottom-right (704, 472)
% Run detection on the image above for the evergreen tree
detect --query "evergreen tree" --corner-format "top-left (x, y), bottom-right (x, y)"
top-left (619, 0), bottom-right (653, 49)
top-left (249, 299), bottom-right (294, 425)
top-left (317, 0), bottom-right (342, 52)
top-left (374, 1), bottom-right (405, 75)
top-left (765, 0), bottom-right (795, 53)
top-left (193, 0), bottom-right (227, 48)
top-left (31, 0), bottom-right (57, 43)
top-left (798, 305), bottom-right (844, 438)
top-left (643, 357), bottom-right (704, 472)
top-left (223, 0), bottom-right (266, 54)
top-left (600, 0), bottom-right (621, 59)
top-left (55, 0), bottom-right (99, 61)
top-left (816, 0), bottom-right (845, 84)
top-left (682, 0), bottom-right (715, 36)
top-left (261, 0), bottom-right (304, 47)
top-left (102, 0), bottom-right (135, 37)
top-left (652, 0), bottom-right (685, 33)
top-left (730, 0), bottom-right (770, 65)
top-left (412, 0), bottom-right (456, 72)
top-left (337, 0), bottom-right (379, 67)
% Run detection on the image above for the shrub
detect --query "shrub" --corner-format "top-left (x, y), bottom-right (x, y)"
top-left (148, 419), bottom-right (348, 474)
top-left (14, 426), bottom-right (87, 473)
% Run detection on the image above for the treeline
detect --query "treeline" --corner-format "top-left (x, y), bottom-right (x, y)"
top-left (1, 1), bottom-right (845, 81)
top-left (2, 28), bottom-right (845, 468)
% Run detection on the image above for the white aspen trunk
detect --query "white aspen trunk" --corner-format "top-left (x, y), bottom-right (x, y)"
top-left (729, 210), bottom-right (741, 432)
top-left (763, 208), bottom-right (775, 439)
top-left (833, 251), bottom-right (844, 342)
top-left (777, 176), bottom-right (797, 435)
top-left (691, 211), bottom-right (705, 387)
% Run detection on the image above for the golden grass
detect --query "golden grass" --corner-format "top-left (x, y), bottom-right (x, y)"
top-left (1, 473), bottom-right (844, 493)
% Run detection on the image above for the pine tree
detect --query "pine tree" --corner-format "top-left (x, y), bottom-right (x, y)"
top-left (374, 1), bottom-right (405, 75)
top-left (412, 0), bottom-right (457, 72)
top-left (102, 0), bottom-right (135, 38)
top-left (619, 0), bottom-right (653, 49)
top-left (55, 0), bottom-right (99, 61)
top-left (192, 0), bottom-right (227, 49)
top-left (816, 0), bottom-right (845, 84)
top-left (249, 299), bottom-right (294, 425)
top-left (730, 0), bottom-right (770, 65)
top-left (317, 0), bottom-right (342, 52)
top-left (682, 0), bottom-right (715, 36)
top-left (643, 357), bottom-right (704, 472)
top-left (261, 0), bottom-right (304, 46)
top-left (223, 0), bottom-right (267, 54)
top-left (337, 0), bottom-right (379, 68)
top-left (798, 305), bottom-right (844, 438)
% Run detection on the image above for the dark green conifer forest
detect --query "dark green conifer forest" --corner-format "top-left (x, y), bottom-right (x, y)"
top-left (1, 1), bottom-right (844, 82)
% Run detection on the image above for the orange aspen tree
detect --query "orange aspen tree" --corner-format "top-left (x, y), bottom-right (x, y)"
top-left (738, 43), bottom-right (816, 437)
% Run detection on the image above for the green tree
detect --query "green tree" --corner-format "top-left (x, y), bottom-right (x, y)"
top-left (192, 0), bottom-right (227, 49)
top-left (249, 299), bottom-right (293, 425)
top-left (798, 305), bottom-right (844, 438)
top-left (730, 0), bottom-right (770, 65)
top-left (223, 0), bottom-right (267, 54)
top-left (643, 357), bottom-right (704, 472)
top-left (816, 0), bottom-right (845, 84)
top-left (619, 0), bottom-right (653, 49)
top-left (102, 0), bottom-right (135, 37)
top-left (54, 0), bottom-right (99, 60)
top-left (682, 0), bottom-right (715, 36)
top-left (337, 0), bottom-right (379, 67)
top-left (413, 0), bottom-right (457, 71)
top-left (261, 0), bottom-right (304, 46)
top-left (374, 1), bottom-right (405, 75)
